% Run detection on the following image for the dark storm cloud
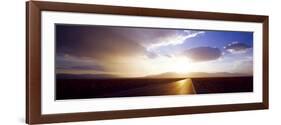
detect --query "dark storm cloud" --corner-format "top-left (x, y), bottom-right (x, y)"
top-left (224, 42), bottom-right (251, 54)
top-left (184, 47), bottom-right (222, 62)
top-left (56, 25), bottom-right (147, 60)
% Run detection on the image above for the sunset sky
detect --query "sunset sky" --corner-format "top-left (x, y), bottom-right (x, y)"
top-left (55, 24), bottom-right (253, 77)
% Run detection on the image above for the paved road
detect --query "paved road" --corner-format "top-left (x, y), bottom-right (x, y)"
top-left (103, 79), bottom-right (196, 97)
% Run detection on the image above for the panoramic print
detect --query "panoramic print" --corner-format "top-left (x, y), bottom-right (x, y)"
top-left (55, 24), bottom-right (253, 100)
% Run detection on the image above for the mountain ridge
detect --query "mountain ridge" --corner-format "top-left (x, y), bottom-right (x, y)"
top-left (57, 72), bottom-right (251, 79)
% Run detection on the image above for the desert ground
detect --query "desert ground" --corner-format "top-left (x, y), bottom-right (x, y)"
top-left (56, 76), bottom-right (253, 100)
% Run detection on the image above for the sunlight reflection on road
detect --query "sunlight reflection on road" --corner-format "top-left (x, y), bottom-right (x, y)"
top-left (172, 79), bottom-right (196, 94)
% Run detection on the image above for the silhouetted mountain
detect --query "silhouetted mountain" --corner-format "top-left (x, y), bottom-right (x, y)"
top-left (56, 73), bottom-right (119, 79)
top-left (145, 72), bottom-right (251, 78)
top-left (57, 72), bottom-right (251, 79)
top-left (186, 72), bottom-right (248, 77)
top-left (145, 72), bottom-right (185, 78)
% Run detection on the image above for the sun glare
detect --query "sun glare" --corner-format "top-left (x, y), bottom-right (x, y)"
top-left (170, 57), bottom-right (191, 74)
top-left (124, 55), bottom-right (193, 77)
top-left (146, 56), bottom-right (191, 74)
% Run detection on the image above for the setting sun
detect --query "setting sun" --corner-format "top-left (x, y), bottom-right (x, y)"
top-left (169, 57), bottom-right (191, 74)
top-left (137, 56), bottom-right (192, 76)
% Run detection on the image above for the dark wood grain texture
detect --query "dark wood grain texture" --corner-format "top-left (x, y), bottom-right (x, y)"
top-left (27, 1), bottom-right (42, 124)
top-left (26, 1), bottom-right (269, 124)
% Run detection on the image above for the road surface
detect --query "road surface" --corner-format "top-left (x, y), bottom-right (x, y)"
top-left (102, 79), bottom-right (196, 97)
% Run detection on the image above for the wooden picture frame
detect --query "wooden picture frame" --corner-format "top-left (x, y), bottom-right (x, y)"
top-left (26, 1), bottom-right (268, 124)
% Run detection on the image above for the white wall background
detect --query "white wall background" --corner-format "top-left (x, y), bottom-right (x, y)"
top-left (0, 0), bottom-right (279, 124)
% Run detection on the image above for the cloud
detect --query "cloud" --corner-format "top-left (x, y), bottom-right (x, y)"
top-left (145, 51), bottom-right (158, 59)
top-left (56, 25), bottom-right (147, 61)
top-left (57, 25), bottom-right (175, 74)
top-left (56, 25), bottom-right (205, 62)
top-left (184, 47), bottom-right (222, 62)
top-left (234, 60), bottom-right (253, 75)
top-left (146, 30), bottom-right (205, 51)
top-left (56, 25), bottom-right (207, 75)
top-left (56, 54), bottom-right (106, 71)
top-left (69, 65), bottom-right (105, 70)
top-left (224, 42), bottom-right (251, 54)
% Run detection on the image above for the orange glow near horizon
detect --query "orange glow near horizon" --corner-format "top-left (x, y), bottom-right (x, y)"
top-left (119, 56), bottom-right (193, 77)
top-left (172, 79), bottom-right (196, 94)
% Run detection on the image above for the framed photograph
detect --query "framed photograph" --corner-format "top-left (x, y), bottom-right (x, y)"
top-left (26, 1), bottom-right (269, 124)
